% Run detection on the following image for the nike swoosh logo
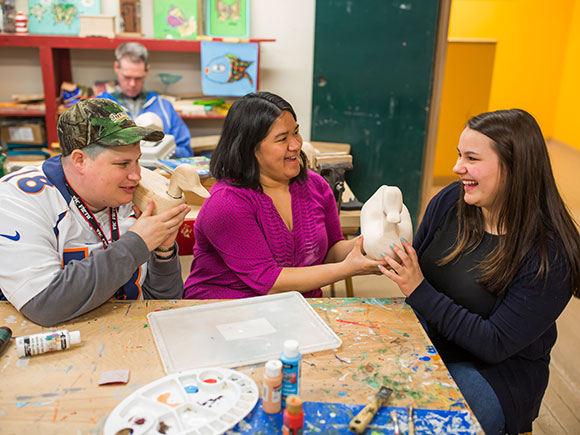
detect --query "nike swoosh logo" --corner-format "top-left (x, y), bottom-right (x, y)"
top-left (0, 231), bottom-right (20, 241)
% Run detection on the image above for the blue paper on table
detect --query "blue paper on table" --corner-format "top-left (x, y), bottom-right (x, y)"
top-left (230, 399), bottom-right (480, 434)
top-left (157, 156), bottom-right (211, 177)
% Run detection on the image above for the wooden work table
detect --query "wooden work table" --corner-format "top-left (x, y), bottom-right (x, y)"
top-left (0, 298), bottom-right (482, 433)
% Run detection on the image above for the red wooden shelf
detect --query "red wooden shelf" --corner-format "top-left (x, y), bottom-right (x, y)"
top-left (180, 113), bottom-right (226, 120)
top-left (0, 106), bottom-right (46, 117)
top-left (0, 34), bottom-right (275, 51)
top-left (0, 34), bottom-right (274, 146)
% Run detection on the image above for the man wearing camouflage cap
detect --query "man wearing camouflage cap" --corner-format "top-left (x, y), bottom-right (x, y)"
top-left (0, 99), bottom-right (189, 326)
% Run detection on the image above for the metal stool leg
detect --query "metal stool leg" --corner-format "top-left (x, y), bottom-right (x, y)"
top-left (345, 277), bottom-right (354, 298)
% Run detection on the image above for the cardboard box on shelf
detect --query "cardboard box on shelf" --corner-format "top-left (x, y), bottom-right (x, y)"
top-left (79, 15), bottom-right (116, 38)
top-left (4, 155), bottom-right (47, 174)
top-left (1, 123), bottom-right (46, 145)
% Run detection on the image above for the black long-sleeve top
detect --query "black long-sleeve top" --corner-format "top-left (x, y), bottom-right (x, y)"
top-left (407, 182), bottom-right (572, 434)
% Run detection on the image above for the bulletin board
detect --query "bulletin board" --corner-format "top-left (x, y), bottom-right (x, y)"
top-left (311, 1), bottom-right (442, 223)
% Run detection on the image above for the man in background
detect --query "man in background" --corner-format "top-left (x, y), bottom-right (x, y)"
top-left (98, 42), bottom-right (194, 158)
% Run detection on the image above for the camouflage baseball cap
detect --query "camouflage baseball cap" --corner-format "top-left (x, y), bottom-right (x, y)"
top-left (57, 98), bottom-right (164, 156)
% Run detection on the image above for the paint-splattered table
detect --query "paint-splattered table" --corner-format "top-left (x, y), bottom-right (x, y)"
top-left (0, 298), bottom-right (483, 434)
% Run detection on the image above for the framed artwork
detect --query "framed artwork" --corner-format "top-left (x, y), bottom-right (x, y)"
top-left (201, 41), bottom-right (258, 97)
top-left (154, 0), bottom-right (198, 40)
top-left (119, 0), bottom-right (141, 33)
top-left (28, 0), bottom-right (100, 35)
top-left (205, 0), bottom-right (249, 38)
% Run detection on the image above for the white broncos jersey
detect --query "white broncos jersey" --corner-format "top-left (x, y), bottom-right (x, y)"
top-left (0, 157), bottom-right (147, 310)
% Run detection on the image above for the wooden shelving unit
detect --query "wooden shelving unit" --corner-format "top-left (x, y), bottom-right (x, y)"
top-left (0, 34), bottom-right (275, 145)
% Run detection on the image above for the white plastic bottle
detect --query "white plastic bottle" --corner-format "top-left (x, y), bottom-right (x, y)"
top-left (280, 339), bottom-right (302, 406)
top-left (16, 329), bottom-right (81, 358)
top-left (262, 359), bottom-right (283, 414)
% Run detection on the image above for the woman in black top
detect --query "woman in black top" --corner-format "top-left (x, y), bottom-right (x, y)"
top-left (379, 109), bottom-right (580, 434)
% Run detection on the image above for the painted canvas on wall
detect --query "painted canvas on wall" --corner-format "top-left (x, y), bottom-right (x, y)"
top-left (154, 0), bottom-right (198, 39)
top-left (201, 41), bottom-right (258, 97)
top-left (28, 0), bottom-right (100, 35)
top-left (205, 0), bottom-right (249, 38)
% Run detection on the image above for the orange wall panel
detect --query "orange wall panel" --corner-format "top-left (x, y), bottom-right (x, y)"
top-left (448, 0), bottom-right (573, 138)
top-left (434, 39), bottom-right (496, 178)
top-left (554, 1), bottom-right (580, 151)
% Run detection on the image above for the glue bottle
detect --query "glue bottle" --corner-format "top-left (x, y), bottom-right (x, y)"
top-left (280, 339), bottom-right (302, 406)
top-left (16, 329), bottom-right (81, 358)
top-left (282, 394), bottom-right (304, 435)
top-left (262, 359), bottom-right (283, 414)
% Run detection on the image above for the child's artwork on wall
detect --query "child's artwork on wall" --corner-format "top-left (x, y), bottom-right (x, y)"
top-left (28, 0), bottom-right (100, 35)
top-left (201, 41), bottom-right (258, 97)
top-left (154, 0), bottom-right (198, 39)
top-left (205, 0), bottom-right (249, 38)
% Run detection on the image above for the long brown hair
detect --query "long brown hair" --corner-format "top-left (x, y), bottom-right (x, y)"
top-left (440, 109), bottom-right (580, 297)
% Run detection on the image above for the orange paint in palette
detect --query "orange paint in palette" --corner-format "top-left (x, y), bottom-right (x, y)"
top-left (156, 392), bottom-right (181, 407)
top-left (104, 368), bottom-right (259, 435)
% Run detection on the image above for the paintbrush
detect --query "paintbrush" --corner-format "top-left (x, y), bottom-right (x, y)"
top-left (408, 404), bottom-right (415, 435)
top-left (348, 386), bottom-right (393, 434)
top-left (391, 410), bottom-right (401, 435)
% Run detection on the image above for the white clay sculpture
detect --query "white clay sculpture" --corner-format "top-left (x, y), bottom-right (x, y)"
top-left (360, 185), bottom-right (413, 260)
top-left (132, 164), bottom-right (210, 215)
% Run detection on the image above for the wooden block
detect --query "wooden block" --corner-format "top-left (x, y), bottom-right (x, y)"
top-left (184, 177), bottom-right (215, 205)
top-left (310, 141), bottom-right (351, 154)
top-left (133, 165), bottom-right (210, 214)
top-left (79, 15), bottom-right (116, 38)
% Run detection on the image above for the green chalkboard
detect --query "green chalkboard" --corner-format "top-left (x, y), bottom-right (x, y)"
top-left (311, 1), bottom-right (441, 223)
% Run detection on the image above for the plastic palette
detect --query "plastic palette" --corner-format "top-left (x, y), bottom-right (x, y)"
top-left (147, 292), bottom-right (342, 374)
top-left (103, 368), bottom-right (259, 435)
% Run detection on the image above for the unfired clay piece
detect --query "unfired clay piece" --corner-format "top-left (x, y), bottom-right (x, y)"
top-left (133, 165), bottom-right (210, 215)
top-left (360, 185), bottom-right (413, 260)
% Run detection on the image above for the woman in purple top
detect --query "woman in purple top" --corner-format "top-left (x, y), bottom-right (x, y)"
top-left (184, 92), bottom-right (385, 299)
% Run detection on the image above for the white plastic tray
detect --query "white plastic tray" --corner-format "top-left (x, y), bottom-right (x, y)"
top-left (147, 292), bottom-right (342, 374)
top-left (103, 367), bottom-right (258, 435)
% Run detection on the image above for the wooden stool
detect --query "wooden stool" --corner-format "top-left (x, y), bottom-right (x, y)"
top-left (329, 276), bottom-right (354, 298)
top-left (330, 214), bottom-right (360, 297)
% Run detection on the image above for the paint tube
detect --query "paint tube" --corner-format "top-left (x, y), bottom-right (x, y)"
top-left (16, 329), bottom-right (81, 358)
top-left (262, 359), bottom-right (283, 414)
top-left (0, 326), bottom-right (12, 355)
top-left (282, 394), bottom-right (304, 435)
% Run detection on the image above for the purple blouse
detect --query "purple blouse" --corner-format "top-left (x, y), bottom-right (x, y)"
top-left (183, 171), bottom-right (344, 299)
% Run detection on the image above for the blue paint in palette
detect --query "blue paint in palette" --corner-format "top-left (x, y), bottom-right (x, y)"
top-left (233, 399), bottom-right (480, 434)
top-left (185, 385), bottom-right (199, 394)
